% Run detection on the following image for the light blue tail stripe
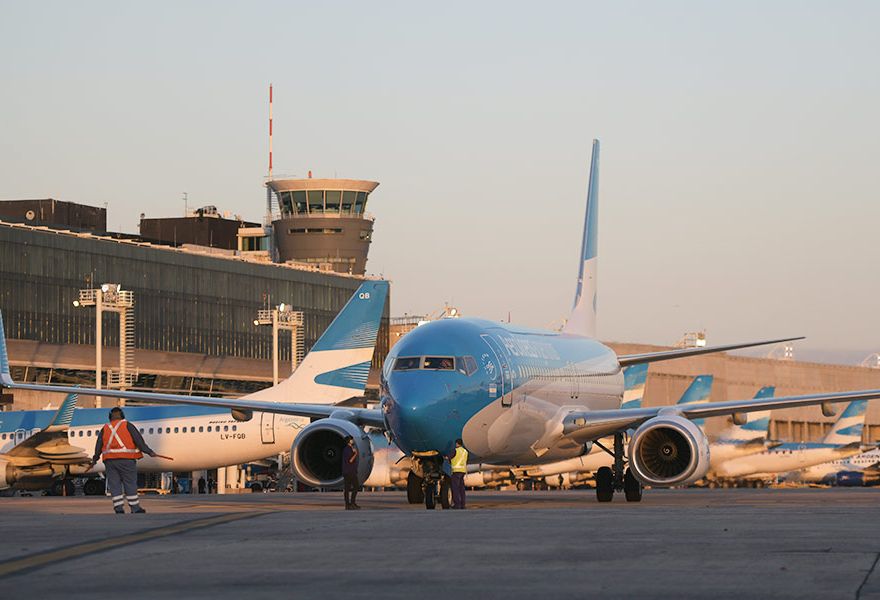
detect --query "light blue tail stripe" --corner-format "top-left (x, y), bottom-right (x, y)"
top-left (311, 281), bottom-right (389, 352)
top-left (623, 363), bottom-right (648, 390)
top-left (0, 310), bottom-right (9, 378)
top-left (572, 139), bottom-right (600, 308)
top-left (50, 394), bottom-right (79, 427)
top-left (314, 361), bottom-right (372, 390)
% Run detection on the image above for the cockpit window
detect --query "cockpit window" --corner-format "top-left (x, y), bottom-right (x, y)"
top-left (459, 355), bottom-right (478, 376)
top-left (423, 356), bottom-right (455, 370)
top-left (393, 357), bottom-right (421, 371)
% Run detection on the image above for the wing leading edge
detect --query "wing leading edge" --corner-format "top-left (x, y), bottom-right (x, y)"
top-left (561, 388), bottom-right (880, 443)
top-left (618, 336), bottom-right (804, 368)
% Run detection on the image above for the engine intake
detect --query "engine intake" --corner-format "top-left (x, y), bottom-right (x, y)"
top-left (291, 419), bottom-right (374, 488)
top-left (629, 415), bottom-right (710, 487)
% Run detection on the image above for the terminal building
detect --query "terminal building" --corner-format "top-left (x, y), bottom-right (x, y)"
top-left (0, 178), bottom-right (390, 412)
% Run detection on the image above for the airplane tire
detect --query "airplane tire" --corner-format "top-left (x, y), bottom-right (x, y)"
top-left (425, 482), bottom-right (437, 510)
top-left (83, 478), bottom-right (105, 496)
top-left (624, 468), bottom-right (643, 502)
top-left (407, 472), bottom-right (424, 504)
top-left (439, 477), bottom-right (452, 509)
top-left (596, 467), bottom-right (614, 502)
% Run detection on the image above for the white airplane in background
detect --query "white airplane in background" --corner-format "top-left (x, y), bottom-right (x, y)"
top-left (0, 281), bottom-right (388, 494)
top-left (786, 447), bottom-right (880, 486)
top-left (712, 400), bottom-right (872, 483)
top-left (5, 140), bottom-right (880, 508)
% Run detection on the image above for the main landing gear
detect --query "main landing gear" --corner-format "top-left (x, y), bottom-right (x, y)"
top-left (407, 457), bottom-right (452, 510)
top-left (595, 432), bottom-right (642, 503)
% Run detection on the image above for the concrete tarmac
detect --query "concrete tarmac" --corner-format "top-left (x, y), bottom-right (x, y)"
top-left (2, 489), bottom-right (879, 599)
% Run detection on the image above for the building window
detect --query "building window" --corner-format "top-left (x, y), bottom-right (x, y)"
top-left (342, 191), bottom-right (356, 213)
top-left (359, 230), bottom-right (372, 241)
top-left (307, 190), bottom-right (324, 213)
top-left (293, 191), bottom-right (307, 214)
top-left (325, 190), bottom-right (341, 213)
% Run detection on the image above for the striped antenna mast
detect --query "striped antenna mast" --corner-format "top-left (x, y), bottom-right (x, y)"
top-left (266, 83), bottom-right (274, 221)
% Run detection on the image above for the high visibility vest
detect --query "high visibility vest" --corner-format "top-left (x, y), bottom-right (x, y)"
top-left (101, 419), bottom-right (143, 460)
top-left (451, 446), bottom-right (468, 473)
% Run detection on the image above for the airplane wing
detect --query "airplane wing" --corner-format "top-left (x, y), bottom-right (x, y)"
top-left (559, 388), bottom-right (880, 443)
top-left (4, 393), bottom-right (91, 467)
top-left (617, 336), bottom-right (804, 367)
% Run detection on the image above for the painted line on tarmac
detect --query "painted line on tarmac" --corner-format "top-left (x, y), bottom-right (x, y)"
top-left (0, 511), bottom-right (270, 578)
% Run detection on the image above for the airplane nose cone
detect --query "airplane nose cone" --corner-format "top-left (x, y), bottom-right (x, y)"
top-left (382, 373), bottom-right (460, 455)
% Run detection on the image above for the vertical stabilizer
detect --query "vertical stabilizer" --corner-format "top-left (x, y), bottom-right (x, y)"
top-left (676, 375), bottom-right (714, 426)
top-left (718, 386), bottom-right (775, 442)
top-left (562, 139), bottom-right (600, 338)
top-left (621, 363), bottom-right (649, 409)
top-left (824, 400), bottom-right (868, 445)
top-left (245, 280), bottom-right (389, 405)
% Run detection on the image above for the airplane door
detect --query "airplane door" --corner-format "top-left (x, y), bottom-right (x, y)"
top-left (481, 334), bottom-right (513, 407)
top-left (260, 412), bottom-right (275, 444)
top-left (14, 429), bottom-right (26, 445)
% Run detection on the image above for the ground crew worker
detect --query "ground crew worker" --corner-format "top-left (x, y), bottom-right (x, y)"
top-left (450, 438), bottom-right (468, 509)
top-left (342, 435), bottom-right (360, 510)
top-left (88, 407), bottom-right (157, 514)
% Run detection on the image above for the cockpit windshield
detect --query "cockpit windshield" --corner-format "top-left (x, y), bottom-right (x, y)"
top-left (423, 356), bottom-right (455, 370)
top-left (393, 357), bottom-right (421, 371)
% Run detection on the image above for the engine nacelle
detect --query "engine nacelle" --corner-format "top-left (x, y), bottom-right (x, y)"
top-left (291, 419), bottom-right (374, 488)
top-left (545, 471), bottom-right (592, 488)
top-left (463, 469), bottom-right (512, 488)
top-left (0, 459), bottom-right (9, 490)
top-left (628, 415), bottom-right (710, 487)
top-left (363, 445), bottom-right (410, 488)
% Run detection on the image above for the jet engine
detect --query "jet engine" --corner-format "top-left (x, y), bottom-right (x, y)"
top-left (291, 419), bottom-right (374, 488)
top-left (463, 469), bottom-right (512, 488)
top-left (0, 458), bottom-right (63, 491)
top-left (628, 415), bottom-right (710, 486)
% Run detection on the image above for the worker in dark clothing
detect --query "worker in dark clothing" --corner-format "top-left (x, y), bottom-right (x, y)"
top-left (341, 435), bottom-right (360, 510)
top-left (87, 407), bottom-right (158, 514)
top-left (198, 476), bottom-right (207, 494)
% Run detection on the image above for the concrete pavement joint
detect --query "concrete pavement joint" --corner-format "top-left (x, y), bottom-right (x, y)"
top-left (0, 511), bottom-right (270, 579)
top-left (857, 551), bottom-right (880, 599)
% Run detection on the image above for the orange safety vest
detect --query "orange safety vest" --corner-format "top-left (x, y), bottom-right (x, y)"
top-left (101, 419), bottom-right (143, 460)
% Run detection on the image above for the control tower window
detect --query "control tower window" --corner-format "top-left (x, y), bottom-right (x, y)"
top-left (359, 230), bottom-right (372, 241)
top-left (293, 191), bottom-right (307, 214)
top-left (342, 191), bottom-right (356, 214)
top-left (325, 190), bottom-right (341, 214)
top-left (354, 192), bottom-right (367, 214)
top-left (307, 190), bottom-right (324, 213)
top-left (278, 191), bottom-right (294, 214)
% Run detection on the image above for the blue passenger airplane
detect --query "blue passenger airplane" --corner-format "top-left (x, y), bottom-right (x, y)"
top-left (4, 140), bottom-right (880, 506)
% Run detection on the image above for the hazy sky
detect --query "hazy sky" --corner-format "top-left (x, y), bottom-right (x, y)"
top-left (1, 2), bottom-right (878, 361)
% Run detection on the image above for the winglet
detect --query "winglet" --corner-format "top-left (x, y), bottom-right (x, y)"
top-left (0, 310), bottom-right (13, 387)
top-left (563, 139), bottom-right (600, 338)
top-left (46, 393), bottom-right (79, 431)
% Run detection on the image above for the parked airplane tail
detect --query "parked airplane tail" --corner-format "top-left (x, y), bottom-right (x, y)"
top-left (563, 139), bottom-right (600, 338)
top-left (823, 400), bottom-right (868, 445)
top-left (675, 374), bottom-right (713, 426)
top-left (718, 386), bottom-right (775, 442)
top-left (243, 280), bottom-right (389, 405)
top-left (620, 363), bottom-right (648, 409)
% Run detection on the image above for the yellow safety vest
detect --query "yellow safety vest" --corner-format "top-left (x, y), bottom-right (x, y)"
top-left (451, 446), bottom-right (468, 473)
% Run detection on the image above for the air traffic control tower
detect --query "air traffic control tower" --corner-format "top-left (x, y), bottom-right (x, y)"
top-left (267, 178), bottom-right (379, 276)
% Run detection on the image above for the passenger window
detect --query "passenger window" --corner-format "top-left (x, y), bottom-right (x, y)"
top-left (232, 425), bottom-right (237, 431)
top-left (393, 357), bottom-right (421, 371)
top-left (139, 428), bottom-right (144, 434)
top-left (166, 427), bottom-right (171, 434)
top-left (207, 426), bottom-right (212, 432)
top-left (224, 425), bottom-right (229, 432)
top-left (423, 357), bottom-right (454, 370)
top-left (87, 430), bottom-right (92, 437)
top-left (79, 431), bottom-right (83, 437)
top-left (199, 426), bottom-right (204, 433)
top-left (174, 427), bottom-right (179, 434)
top-left (149, 428), bottom-right (154, 434)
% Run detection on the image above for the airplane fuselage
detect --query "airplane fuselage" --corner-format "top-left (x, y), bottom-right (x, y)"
top-left (381, 318), bottom-right (624, 465)
top-left (0, 405), bottom-right (305, 476)
top-left (713, 442), bottom-right (863, 480)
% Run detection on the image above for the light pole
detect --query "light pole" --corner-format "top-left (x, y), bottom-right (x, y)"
top-left (73, 283), bottom-right (136, 407)
top-left (254, 303), bottom-right (304, 385)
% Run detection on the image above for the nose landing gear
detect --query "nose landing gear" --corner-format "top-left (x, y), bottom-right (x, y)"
top-left (407, 455), bottom-right (452, 510)
top-left (594, 432), bottom-right (643, 503)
